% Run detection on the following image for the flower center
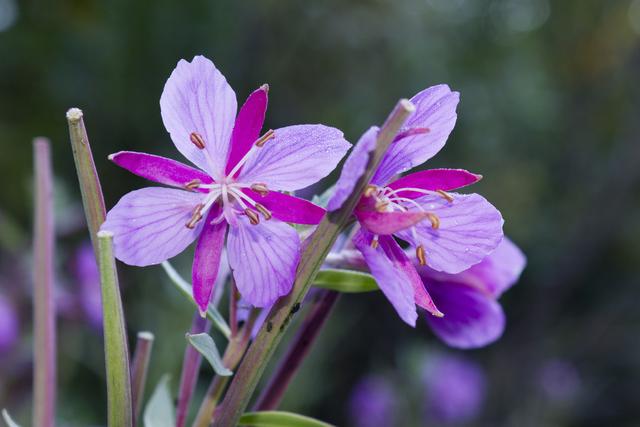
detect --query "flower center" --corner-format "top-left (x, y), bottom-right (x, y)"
top-left (184, 131), bottom-right (275, 228)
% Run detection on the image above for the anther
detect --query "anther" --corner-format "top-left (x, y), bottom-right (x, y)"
top-left (184, 179), bottom-right (201, 190)
top-left (186, 204), bottom-right (204, 229)
top-left (416, 245), bottom-right (427, 266)
top-left (436, 189), bottom-right (454, 202)
top-left (426, 213), bottom-right (440, 229)
top-left (190, 132), bottom-right (206, 149)
top-left (364, 185), bottom-right (377, 198)
top-left (255, 129), bottom-right (275, 147)
top-left (254, 203), bottom-right (272, 220)
top-left (244, 208), bottom-right (260, 225)
top-left (371, 236), bottom-right (379, 249)
top-left (375, 200), bottom-right (389, 212)
top-left (250, 183), bottom-right (269, 196)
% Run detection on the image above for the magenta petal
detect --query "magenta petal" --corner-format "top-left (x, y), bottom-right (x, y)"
top-left (100, 187), bottom-right (205, 266)
top-left (424, 280), bottom-right (505, 349)
top-left (354, 231), bottom-right (419, 326)
top-left (387, 168), bottom-right (482, 199)
top-left (192, 207), bottom-right (227, 315)
top-left (242, 189), bottom-right (325, 225)
top-left (238, 124), bottom-right (350, 191)
top-left (372, 85), bottom-right (459, 185)
top-left (226, 85), bottom-right (269, 175)
top-left (356, 210), bottom-right (429, 235)
top-left (109, 151), bottom-right (213, 190)
top-left (396, 193), bottom-right (504, 274)
top-left (327, 126), bottom-right (378, 212)
top-left (227, 217), bottom-right (300, 307)
top-left (160, 56), bottom-right (237, 179)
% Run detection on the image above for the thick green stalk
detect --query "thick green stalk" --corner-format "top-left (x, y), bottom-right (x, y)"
top-left (131, 331), bottom-right (155, 425)
top-left (97, 231), bottom-right (133, 427)
top-left (33, 138), bottom-right (56, 427)
top-left (212, 99), bottom-right (415, 426)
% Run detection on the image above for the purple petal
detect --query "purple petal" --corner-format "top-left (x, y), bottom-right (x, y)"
top-left (109, 151), bottom-right (213, 190)
top-left (424, 280), bottom-right (505, 349)
top-left (372, 85), bottom-right (459, 185)
top-left (226, 85), bottom-right (269, 175)
top-left (353, 230), bottom-right (419, 326)
top-left (227, 217), bottom-right (300, 307)
top-left (101, 187), bottom-right (205, 266)
top-left (0, 294), bottom-right (19, 352)
top-left (74, 243), bottom-right (103, 329)
top-left (327, 126), bottom-right (378, 211)
top-left (160, 56), bottom-right (237, 179)
top-left (242, 189), bottom-right (325, 225)
top-left (356, 210), bottom-right (429, 235)
top-left (192, 207), bottom-right (227, 315)
top-left (387, 168), bottom-right (481, 198)
top-left (238, 124), bottom-right (350, 191)
top-left (396, 193), bottom-right (504, 274)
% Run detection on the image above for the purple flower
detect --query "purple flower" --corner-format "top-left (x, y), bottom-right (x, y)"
top-left (101, 56), bottom-right (350, 313)
top-left (74, 243), bottom-right (103, 329)
top-left (348, 375), bottom-right (397, 427)
top-left (0, 294), bottom-right (19, 353)
top-left (419, 237), bottom-right (526, 348)
top-left (423, 354), bottom-right (486, 424)
top-left (328, 85), bottom-right (504, 326)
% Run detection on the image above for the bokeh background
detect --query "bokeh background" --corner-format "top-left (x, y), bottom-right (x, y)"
top-left (2, 0), bottom-right (640, 425)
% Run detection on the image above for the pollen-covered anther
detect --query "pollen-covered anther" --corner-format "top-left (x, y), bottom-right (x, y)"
top-left (189, 132), bottom-right (206, 149)
top-left (416, 245), bottom-right (427, 266)
top-left (184, 179), bottom-right (201, 190)
top-left (436, 189), bottom-right (454, 202)
top-left (250, 183), bottom-right (269, 196)
top-left (254, 203), bottom-right (272, 220)
top-left (255, 129), bottom-right (275, 147)
top-left (364, 185), bottom-right (378, 198)
top-left (375, 200), bottom-right (389, 212)
top-left (244, 208), bottom-right (260, 225)
top-left (426, 213), bottom-right (440, 229)
top-left (371, 236), bottom-right (379, 249)
top-left (186, 204), bottom-right (204, 229)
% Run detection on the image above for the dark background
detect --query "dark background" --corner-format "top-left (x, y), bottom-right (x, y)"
top-left (1, 0), bottom-right (640, 425)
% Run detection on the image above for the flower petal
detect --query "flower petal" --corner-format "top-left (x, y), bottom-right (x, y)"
top-left (242, 189), bottom-right (325, 225)
top-left (327, 126), bottom-right (378, 211)
top-left (227, 217), bottom-right (300, 307)
top-left (355, 210), bottom-right (430, 235)
top-left (109, 151), bottom-right (213, 190)
top-left (225, 85), bottom-right (269, 175)
top-left (424, 280), bottom-right (505, 349)
top-left (160, 56), bottom-right (237, 179)
top-left (396, 193), bottom-right (504, 274)
top-left (238, 124), bottom-right (350, 191)
top-left (372, 85), bottom-right (459, 185)
top-left (387, 168), bottom-right (481, 199)
top-left (101, 187), bottom-right (205, 266)
top-left (354, 230), bottom-right (439, 326)
top-left (192, 207), bottom-right (227, 315)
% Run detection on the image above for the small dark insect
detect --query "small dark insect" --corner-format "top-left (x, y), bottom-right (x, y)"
top-left (290, 303), bottom-right (301, 314)
top-left (266, 321), bottom-right (273, 332)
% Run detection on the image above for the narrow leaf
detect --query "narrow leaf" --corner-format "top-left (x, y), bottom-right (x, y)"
top-left (186, 333), bottom-right (232, 376)
top-left (238, 411), bottom-right (335, 427)
top-left (313, 269), bottom-right (379, 293)
top-left (2, 409), bottom-right (22, 427)
top-left (143, 375), bottom-right (175, 427)
top-left (161, 261), bottom-right (230, 339)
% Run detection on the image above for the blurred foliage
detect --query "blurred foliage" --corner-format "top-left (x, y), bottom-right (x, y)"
top-left (1, 0), bottom-right (640, 425)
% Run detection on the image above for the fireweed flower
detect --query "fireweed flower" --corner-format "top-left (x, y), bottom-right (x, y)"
top-left (73, 243), bottom-right (103, 329)
top-left (348, 375), bottom-right (398, 427)
top-left (0, 294), bottom-right (19, 353)
top-left (418, 237), bottom-right (526, 348)
top-left (328, 85), bottom-right (504, 325)
top-left (101, 56), bottom-right (350, 313)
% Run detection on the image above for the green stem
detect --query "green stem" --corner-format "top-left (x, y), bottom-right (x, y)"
top-left (97, 231), bottom-right (133, 427)
top-left (131, 331), bottom-right (155, 426)
top-left (33, 137), bottom-right (56, 427)
top-left (212, 99), bottom-right (415, 427)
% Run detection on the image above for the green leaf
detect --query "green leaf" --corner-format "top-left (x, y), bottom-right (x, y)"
top-left (2, 409), bottom-right (22, 427)
top-left (143, 375), bottom-right (175, 427)
top-left (313, 269), bottom-right (379, 293)
top-left (186, 333), bottom-right (232, 376)
top-left (238, 411), bottom-right (335, 427)
top-left (161, 261), bottom-right (231, 339)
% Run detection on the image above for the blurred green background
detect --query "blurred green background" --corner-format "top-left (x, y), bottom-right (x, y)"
top-left (1, 0), bottom-right (640, 425)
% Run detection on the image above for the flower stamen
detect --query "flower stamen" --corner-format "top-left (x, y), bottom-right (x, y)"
top-left (426, 212), bottom-right (440, 229)
top-left (254, 129), bottom-right (275, 147)
top-left (184, 179), bottom-right (201, 190)
top-left (436, 189), bottom-right (454, 202)
top-left (371, 235), bottom-right (379, 249)
top-left (254, 203), bottom-right (272, 220)
top-left (244, 208), bottom-right (260, 225)
top-left (364, 185), bottom-right (378, 198)
top-left (250, 183), bottom-right (269, 196)
top-left (189, 132), bottom-right (206, 149)
top-left (186, 204), bottom-right (204, 229)
top-left (416, 245), bottom-right (427, 266)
